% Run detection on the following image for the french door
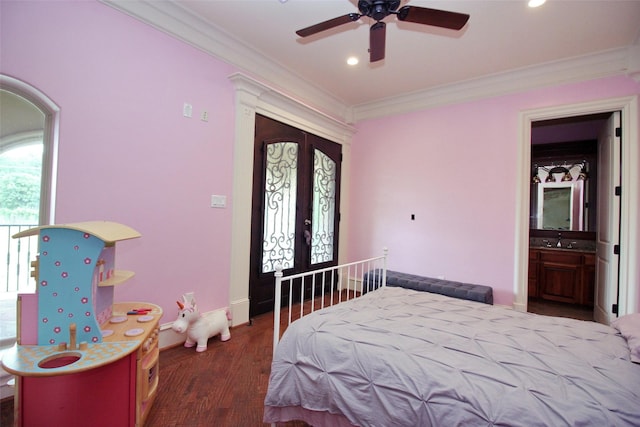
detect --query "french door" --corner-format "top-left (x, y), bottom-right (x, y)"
top-left (249, 115), bottom-right (341, 317)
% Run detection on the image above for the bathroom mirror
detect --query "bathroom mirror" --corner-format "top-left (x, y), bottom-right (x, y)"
top-left (530, 137), bottom-right (597, 234)
top-left (535, 181), bottom-right (583, 230)
top-left (530, 163), bottom-right (590, 232)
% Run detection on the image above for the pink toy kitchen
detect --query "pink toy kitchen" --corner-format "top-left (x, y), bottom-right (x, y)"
top-left (1, 221), bottom-right (161, 427)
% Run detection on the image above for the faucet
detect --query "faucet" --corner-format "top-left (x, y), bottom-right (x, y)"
top-left (69, 323), bottom-right (77, 350)
top-left (556, 232), bottom-right (562, 248)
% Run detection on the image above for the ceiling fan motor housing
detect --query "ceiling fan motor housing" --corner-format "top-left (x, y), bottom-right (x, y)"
top-left (358, 0), bottom-right (401, 21)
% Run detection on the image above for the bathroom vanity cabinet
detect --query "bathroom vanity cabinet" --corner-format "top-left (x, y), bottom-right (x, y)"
top-left (528, 248), bottom-right (595, 306)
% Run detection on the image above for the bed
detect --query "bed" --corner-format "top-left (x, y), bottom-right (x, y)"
top-left (263, 254), bottom-right (640, 427)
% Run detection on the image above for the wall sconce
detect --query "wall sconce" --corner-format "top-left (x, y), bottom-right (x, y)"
top-left (532, 162), bottom-right (588, 184)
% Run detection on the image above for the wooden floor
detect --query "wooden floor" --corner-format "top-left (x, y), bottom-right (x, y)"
top-left (146, 312), bottom-right (286, 426)
top-left (1, 294), bottom-right (595, 426)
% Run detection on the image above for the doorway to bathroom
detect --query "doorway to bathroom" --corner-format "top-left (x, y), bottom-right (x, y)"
top-left (516, 96), bottom-right (639, 324)
top-left (527, 112), bottom-right (614, 322)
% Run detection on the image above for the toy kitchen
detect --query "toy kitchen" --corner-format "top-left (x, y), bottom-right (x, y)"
top-left (1, 221), bottom-right (161, 427)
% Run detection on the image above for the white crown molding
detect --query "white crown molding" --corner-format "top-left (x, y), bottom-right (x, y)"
top-left (228, 73), bottom-right (355, 143)
top-left (627, 45), bottom-right (640, 83)
top-left (101, 1), bottom-right (639, 125)
top-left (352, 47), bottom-right (640, 121)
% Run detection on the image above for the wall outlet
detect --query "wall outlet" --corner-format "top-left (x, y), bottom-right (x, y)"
top-left (201, 110), bottom-right (209, 122)
top-left (437, 275), bottom-right (445, 280)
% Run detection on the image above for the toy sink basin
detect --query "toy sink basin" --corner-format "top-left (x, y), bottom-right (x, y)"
top-left (38, 352), bottom-right (82, 369)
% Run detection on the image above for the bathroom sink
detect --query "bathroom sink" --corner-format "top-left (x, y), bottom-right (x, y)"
top-left (38, 352), bottom-right (82, 369)
top-left (532, 246), bottom-right (595, 253)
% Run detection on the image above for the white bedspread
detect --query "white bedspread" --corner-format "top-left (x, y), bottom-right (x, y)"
top-left (264, 287), bottom-right (640, 426)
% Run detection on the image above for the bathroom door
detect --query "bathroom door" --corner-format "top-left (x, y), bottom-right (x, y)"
top-left (594, 111), bottom-right (621, 324)
top-left (248, 114), bottom-right (341, 317)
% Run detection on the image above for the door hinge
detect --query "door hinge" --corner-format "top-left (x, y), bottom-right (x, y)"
top-left (615, 127), bottom-right (621, 137)
top-left (613, 245), bottom-right (620, 255)
top-left (615, 186), bottom-right (621, 196)
top-left (612, 303), bottom-right (619, 315)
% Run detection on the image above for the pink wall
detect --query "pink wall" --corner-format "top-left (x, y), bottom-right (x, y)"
top-left (349, 76), bottom-right (640, 305)
top-left (1, 1), bottom-right (237, 323)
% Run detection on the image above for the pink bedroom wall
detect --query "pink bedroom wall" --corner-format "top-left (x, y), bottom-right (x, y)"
top-left (349, 76), bottom-right (640, 306)
top-left (1, 1), bottom-right (237, 323)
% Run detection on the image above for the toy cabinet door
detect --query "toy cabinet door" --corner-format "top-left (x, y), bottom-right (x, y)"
top-left (20, 354), bottom-right (136, 427)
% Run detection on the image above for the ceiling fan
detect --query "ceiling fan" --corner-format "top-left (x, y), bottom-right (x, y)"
top-left (295, 0), bottom-right (470, 63)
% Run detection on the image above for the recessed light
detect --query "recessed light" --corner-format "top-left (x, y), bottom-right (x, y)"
top-left (528, 0), bottom-right (546, 7)
top-left (347, 56), bottom-right (359, 66)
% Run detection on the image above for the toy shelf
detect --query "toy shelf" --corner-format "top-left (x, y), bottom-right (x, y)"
top-left (98, 270), bottom-right (136, 287)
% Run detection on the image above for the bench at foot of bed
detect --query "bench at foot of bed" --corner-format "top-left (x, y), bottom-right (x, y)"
top-left (363, 269), bottom-right (493, 305)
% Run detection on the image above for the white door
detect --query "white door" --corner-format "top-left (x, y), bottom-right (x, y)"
top-left (594, 111), bottom-right (621, 325)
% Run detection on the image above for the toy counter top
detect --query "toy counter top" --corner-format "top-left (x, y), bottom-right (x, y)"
top-left (1, 302), bottom-right (161, 377)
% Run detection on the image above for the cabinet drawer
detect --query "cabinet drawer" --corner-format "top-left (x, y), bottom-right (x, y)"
top-left (540, 251), bottom-right (582, 265)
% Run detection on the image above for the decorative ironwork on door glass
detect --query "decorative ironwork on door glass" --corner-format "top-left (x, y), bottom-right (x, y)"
top-left (311, 149), bottom-right (336, 264)
top-left (262, 142), bottom-right (298, 273)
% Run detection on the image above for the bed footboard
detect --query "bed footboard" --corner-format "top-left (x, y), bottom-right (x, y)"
top-left (272, 249), bottom-right (388, 356)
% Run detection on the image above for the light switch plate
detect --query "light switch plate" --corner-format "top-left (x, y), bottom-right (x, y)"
top-left (183, 103), bottom-right (193, 118)
top-left (210, 195), bottom-right (226, 208)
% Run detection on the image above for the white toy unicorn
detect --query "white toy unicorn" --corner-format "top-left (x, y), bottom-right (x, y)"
top-left (171, 294), bottom-right (231, 352)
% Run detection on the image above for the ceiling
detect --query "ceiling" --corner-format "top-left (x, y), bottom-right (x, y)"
top-left (105, 1), bottom-right (640, 120)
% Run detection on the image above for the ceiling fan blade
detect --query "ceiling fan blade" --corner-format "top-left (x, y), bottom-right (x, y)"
top-left (296, 13), bottom-right (361, 37)
top-left (369, 21), bottom-right (386, 62)
top-left (397, 6), bottom-right (469, 30)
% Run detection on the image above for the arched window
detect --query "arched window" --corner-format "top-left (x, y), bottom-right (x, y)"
top-left (0, 75), bottom-right (59, 346)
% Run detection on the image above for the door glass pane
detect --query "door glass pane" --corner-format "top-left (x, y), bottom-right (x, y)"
top-left (311, 149), bottom-right (336, 264)
top-left (262, 142), bottom-right (298, 273)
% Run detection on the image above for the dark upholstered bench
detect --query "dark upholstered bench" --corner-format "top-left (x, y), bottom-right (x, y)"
top-left (363, 269), bottom-right (493, 305)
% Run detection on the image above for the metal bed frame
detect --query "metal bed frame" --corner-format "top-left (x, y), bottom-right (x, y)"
top-left (272, 249), bottom-right (388, 356)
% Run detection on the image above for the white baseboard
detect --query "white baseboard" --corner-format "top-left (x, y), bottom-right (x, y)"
top-left (158, 323), bottom-right (187, 350)
top-left (230, 298), bottom-right (249, 326)
top-left (339, 276), bottom-right (362, 293)
top-left (512, 302), bottom-right (526, 312)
